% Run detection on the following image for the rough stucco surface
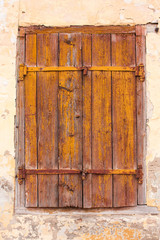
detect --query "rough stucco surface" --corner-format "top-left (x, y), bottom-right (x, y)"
top-left (19, 0), bottom-right (160, 26)
top-left (0, 214), bottom-right (160, 240)
top-left (0, 0), bottom-right (160, 239)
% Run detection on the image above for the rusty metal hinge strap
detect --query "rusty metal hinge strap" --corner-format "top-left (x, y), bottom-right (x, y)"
top-left (19, 64), bottom-right (145, 80)
top-left (19, 65), bottom-right (145, 80)
top-left (21, 66), bottom-right (136, 73)
top-left (17, 165), bottom-right (143, 184)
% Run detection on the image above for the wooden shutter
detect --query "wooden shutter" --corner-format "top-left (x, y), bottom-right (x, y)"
top-left (83, 34), bottom-right (112, 207)
top-left (37, 34), bottom-right (59, 207)
top-left (25, 34), bottom-right (37, 207)
top-left (112, 34), bottom-right (137, 207)
top-left (17, 26), bottom-right (145, 208)
top-left (58, 33), bottom-right (82, 207)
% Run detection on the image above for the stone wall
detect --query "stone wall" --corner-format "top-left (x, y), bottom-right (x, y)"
top-left (0, 0), bottom-right (160, 239)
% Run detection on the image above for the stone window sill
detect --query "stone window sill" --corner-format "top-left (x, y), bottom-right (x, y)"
top-left (14, 205), bottom-right (159, 216)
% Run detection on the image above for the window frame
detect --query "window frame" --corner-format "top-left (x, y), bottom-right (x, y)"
top-left (15, 25), bottom-right (146, 210)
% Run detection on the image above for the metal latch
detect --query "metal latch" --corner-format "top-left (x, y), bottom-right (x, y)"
top-left (135, 64), bottom-right (145, 82)
top-left (82, 67), bottom-right (88, 76)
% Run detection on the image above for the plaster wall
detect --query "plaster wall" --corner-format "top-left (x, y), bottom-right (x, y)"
top-left (0, 0), bottom-right (160, 239)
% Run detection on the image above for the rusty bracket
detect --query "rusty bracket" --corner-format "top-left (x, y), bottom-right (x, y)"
top-left (17, 166), bottom-right (26, 185)
top-left (18, 64), bottom-right (27, 82)
top-left (82, 66), bottom-right (88, 76)
top-left (136, 165), bottom-right (143, 184)
top-left (82, 170), bottom-right (87, 180)
top-left (135, 64), bottom-right (145, 82)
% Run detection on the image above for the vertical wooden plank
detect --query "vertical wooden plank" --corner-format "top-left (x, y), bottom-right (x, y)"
top-left (82, 34), bottom-right (92, 208)
top-left (58, 33), bottom-right (82, 207)
top-left (112, 34), bottom-right (137, 207)
top-left (136, 26), bottom-right (146, 204)
top-left (92, 34), bottom-right (112, 207)
top-left (37, 33), bottom-right (59, 207)
top-left (16, 35), bottom-right (25, 207)
top-left (25, 34), bottom-right (37, 207)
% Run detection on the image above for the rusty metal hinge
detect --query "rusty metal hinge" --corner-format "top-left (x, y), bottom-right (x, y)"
top-left (18, 64), bottom-right (27, 82)
top-left (17, 166), bottom-right (26, 185)
top-left (135, 64), bottom-right (145, 82)
top-left (136, 165), bottom-right (143, 184)
top-left (17, 166), bottom-right (143, 184)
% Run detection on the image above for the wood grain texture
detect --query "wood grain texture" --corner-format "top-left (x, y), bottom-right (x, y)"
top-left (19, 26), bottom-right (136, 36)
top-left (25, 34), bottom-right (37, 207)
top-left (16, 36), bottom-right (25, 207)
top-left (112, 34), bottom-right (137, 207)
top-left (58, 33), bottom-right (82, 207)
top-left (92, 34), bottom-right (112, 207)
top-left (136, 26), bottom-right (146, 204)
top-left (37, 33), bottom-right (59, 207)
top-left (20, 28), bottom-right (142, 209)
top-left (82, 34), bottom-right (92, 208)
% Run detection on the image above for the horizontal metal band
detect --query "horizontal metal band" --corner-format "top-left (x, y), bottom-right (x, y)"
top-left (17, 165), bottom-right (143, 184)
top-left (86, 169), bottom-right (137, 175)
top-left (26, 169), bottom-right (81, 175)
top-left (19, 64), bottom-right (145, 81)
top-left (26, 66), bottom-right (136, 72)
top-left (24, 169), bottom-right (137, 175)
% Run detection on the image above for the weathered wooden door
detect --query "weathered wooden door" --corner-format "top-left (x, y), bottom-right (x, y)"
top-left (17, 26), bottom-right (145, 208)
